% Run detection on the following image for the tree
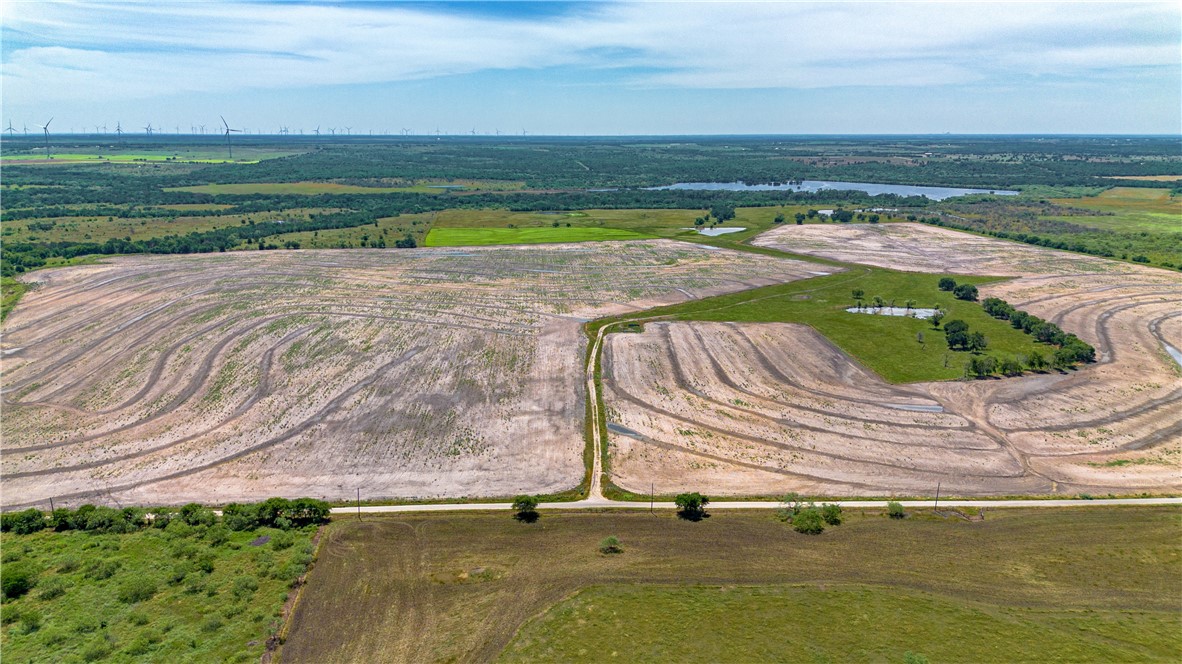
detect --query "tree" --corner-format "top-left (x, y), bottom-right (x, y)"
top-left (929, 310), bottom-right (945, 328)
top-left (868, 214), bottom-right (880, 224)
top-left (794, 213), bottom-right (806, 224)
top-left (944, 319), bottom-right (970, 350)
top-left (1000, 357), bottom-right (1024, 376)
top-left (904, 299), bottom-right (916, 311)
top-left (887, 501), bottom-right (906, 519)
top-left (792, 507), bottom-right (825, 534)
top-left (938, 277), bottom-right (957, 291)
top-left (953, 283), bottom-right (979, 301)
top-left (675, 492), bottom-right (710, 521)
top-left (710, 203), bottom-right (735, 223)
top-left (968, 331), bottom-right (988, 353)
top-left (831, 209), bottom-right (854, 223)
top-left (967, 355), bottom-right (997, 378)
top-left (851, 289), bottom-right (864, 303)
top-left (773, 212), bottom-right (785, 224)
top-left (512, 495), bottom-right (539, 522)
top-left (872, 295), bottom-right (885, 308)
top-left (598, 535), bottom-right (623, 554)
top-left (1027, 350), bottom-right (1048, 371)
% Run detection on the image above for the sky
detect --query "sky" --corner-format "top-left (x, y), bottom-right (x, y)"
top-left (2, 1), bottom-right (1179, 135)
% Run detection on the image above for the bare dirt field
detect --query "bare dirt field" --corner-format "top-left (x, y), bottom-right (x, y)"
top-left (604, 224), bottom-right (1182, 497)
top-left (1, 241), bottom-right (818, 508)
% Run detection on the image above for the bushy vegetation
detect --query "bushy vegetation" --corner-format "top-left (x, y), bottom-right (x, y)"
top-left (2, 498), bottom-right (330, 536)
top-left (775, 494), bottom-right (843, 535)
top-left (0, 498), bottom-right (325, 662)
top-left (674, 493), bottom-right (710, 521)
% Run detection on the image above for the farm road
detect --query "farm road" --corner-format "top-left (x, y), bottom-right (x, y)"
top-left (331, 496), bottom-right (1181, 515)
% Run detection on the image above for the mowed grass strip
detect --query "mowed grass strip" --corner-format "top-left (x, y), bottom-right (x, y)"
top-left (595, 267), bottom-right (1043, 383)
top-left (279, 507), bottom-right (1181, 664)
top-left (424, 226), bottom-right (655, 246)
top-left (501, 584), bottom-right (1179, 663)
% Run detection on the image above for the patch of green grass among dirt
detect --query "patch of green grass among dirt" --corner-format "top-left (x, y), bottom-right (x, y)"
top-left (1049, 187), bottom-right (1182, 233)
top-left (1, 276), bottom-right (28, 322)
top-left (425, 226), bottom-right (654, 246)
top-left (278, 507), bottom-right (1181, 664)
top-left (0, 526), bottom-right (315, 663)
top-left (501, 584), bottom-right (1180, 663)
top-left (595, 267), bottom-right (1047, 383)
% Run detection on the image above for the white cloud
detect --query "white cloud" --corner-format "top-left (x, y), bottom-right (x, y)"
top-left (2, 1), bottom-right (1178, 104)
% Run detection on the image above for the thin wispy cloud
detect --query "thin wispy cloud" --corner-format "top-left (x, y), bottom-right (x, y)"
top-left (2, 1), bottom-right (1178, 133)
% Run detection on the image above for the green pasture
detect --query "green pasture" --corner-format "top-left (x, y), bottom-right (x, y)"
top-left (1050, 187), bottom-right (1182, 233)
top-left (0, 526), bottom-right (315, 663)
top-left (501, 584), bottom-right (1180, 663)
top-left (594, 267), bottom-right (1049, 383)
top-left (425, 226), bottom-right (654, 246)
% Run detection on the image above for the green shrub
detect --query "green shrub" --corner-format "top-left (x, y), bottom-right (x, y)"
top-left (205, 524), bottom-right (230, 547)
top-left (57, 556), bottom-right (81, 573)
top-left (674, 492), bottom-right (710, 521)
top-left (598, 536), bottom-right (623, 554)
top-left (888, 501), bottom-right (906, 519)
top-left (2, 561), bottom-right (38, 599)
top-left (117, 576), bottom-right (158, 603)
top-left (81, 642), bottom-right (112, 662)
top-left (511, 495), bottom-right (540, 522)
top-left (792, 508), bottom-right (826, 535)
top-left (820, 503), bottom-right (843, 526)
top-left (232, 575), bottom-right (259, 599)
top-left (167, 562), bottom-right (192, 585)
top-left (126, 611), bottom-right (150, 626)
top-left (37, 577), bottom-right (67, 601)
top-left (201, 617), bottom-right (224, 633)
top-left (83, 559), bottom-right (121, 581)
top-left (19, 609), bottom-right (43, 633)
top-left (1, 508), bottom-right (47, 534)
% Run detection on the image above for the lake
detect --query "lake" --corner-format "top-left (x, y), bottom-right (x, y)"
top-left (646, 180), bottom-right (1018, 201)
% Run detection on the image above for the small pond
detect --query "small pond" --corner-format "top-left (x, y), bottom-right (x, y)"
top-left (846, 306), bottom-right (939, 319)
top-left (682, 227), bottom-right (747, 236)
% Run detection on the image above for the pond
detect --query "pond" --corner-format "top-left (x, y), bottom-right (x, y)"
top-left (646, 180), bottom-right (1018, 201)
top-left (682, 227), bottom-right (747, 236)
top-left (846, 306), bottom-right (939, 319)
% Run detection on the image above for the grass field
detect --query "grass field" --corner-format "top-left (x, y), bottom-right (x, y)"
top-left (425, 226), bottom-right (654, 246)
top-left (0, 526), bottom-right (316, 663)
top-left (1, 276), bottom-right (28, 322)
top-left (1050, 187), bottom-right (1182, 233)
top-left (594, 266), bottom-right (1044, 383)
top-left (280, 507), bottom-right (1182, 663)
top-left (502, 584), bottom-right (1180, 663)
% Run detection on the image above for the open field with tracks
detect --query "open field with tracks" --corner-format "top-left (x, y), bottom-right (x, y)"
top-left (601, 224), bottom-right (1182, 498)
top-left (0, 241), bottom-right (817, 508)
top-left (280, 507), bottom-right (1182, 663)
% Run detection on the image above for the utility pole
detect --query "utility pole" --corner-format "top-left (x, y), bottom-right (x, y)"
top-left (357, 488), bottom-right (361, 521)
top-left (650, 482), bottom-right (654, 515)
top-left (933, 481), bottom-right (941, 512)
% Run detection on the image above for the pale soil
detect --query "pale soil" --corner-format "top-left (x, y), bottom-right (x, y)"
top-left (603, 224), bottom-right (1181, 497)
top-left (1, 241), bottom-right (819, 508)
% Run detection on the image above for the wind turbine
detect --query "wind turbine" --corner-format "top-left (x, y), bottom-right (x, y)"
top-left (470, 127), bottom-right (477, 135)
top-left (95, 125), bottom-right (101, 134)
top-left (313, 125), bottom-right (320, 136)
top-left (328, 127), bottom-right (335, 136)
top-left (40, 117), bottom-right (53, 159)
top-left (23, 124), bottom-right (28, 136)
top-left (344, 126), bottom-right (352, 135)
top-left (4, 120), bottom-right (16, 136)
top-left (199, 124), bottom-right (206, 135)
top-left (144, 123), bottom-right (153, 136)
top-left (220, 115), bottom-right (242, 159)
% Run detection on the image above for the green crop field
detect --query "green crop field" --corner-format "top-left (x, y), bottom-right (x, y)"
top-left (1050, 187), bottom-right (1182, 233)
top-left (279, 507), bottom-right (1182, 664)
top-left (594, 266), bottom-right (1046, 383)
top-left (502, 584), bottom-right (1180, 663)
top-left (425, 226), bottom-right (655, 246)
top-left (0, 525), bottom-right (316, 663)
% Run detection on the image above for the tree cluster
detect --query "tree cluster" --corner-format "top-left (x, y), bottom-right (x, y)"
top-left (982, 297), bottom-right (1096, 365)
top-left (0, 497), bottom-right (331, 535)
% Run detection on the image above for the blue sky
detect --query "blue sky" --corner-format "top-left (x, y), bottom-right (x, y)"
top-left (2, 1), bottom-right (1179, 135)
